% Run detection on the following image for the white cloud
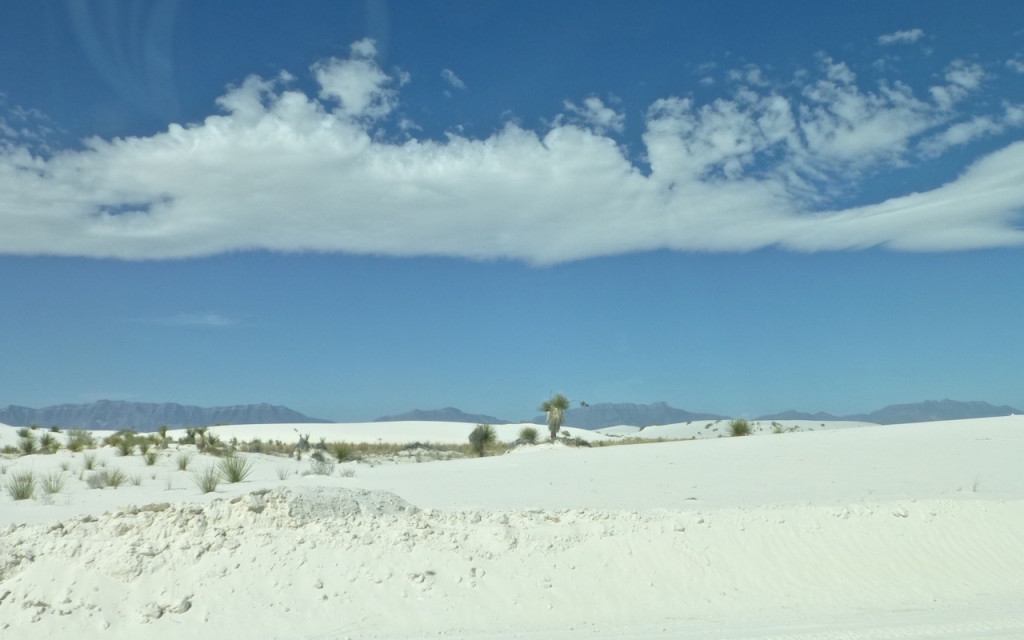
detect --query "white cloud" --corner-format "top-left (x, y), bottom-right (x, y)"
top-left (311, 39), bottom-right (398, 120)
top-left (1, 43), bottom-right (1023, 264)
top-left (1007, 57), bottom-right (1024, 74)
top-left (918, 116), bottom-right (1003, 158)
top-left (441, 68), bottom-right (466, 90)
top-left (930, 60), bottom-right (986, 110)
top-left (562, 97), bottom-right (625, 134)
top-left (878, 28), bottom-right (924, 45)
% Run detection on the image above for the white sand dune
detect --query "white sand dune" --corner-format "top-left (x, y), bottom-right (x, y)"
top-left (2, 417), bottom-right (1023, 638)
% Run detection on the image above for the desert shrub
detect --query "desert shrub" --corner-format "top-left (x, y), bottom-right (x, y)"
top-left (66, 429), bottom-right (95, 452)
top-left (106, 468), bottom-right (128, 488)
top-left (218, 455), bottom-right (254, 483)
top-left (729, 419), bottom-right (752, 437)
top-left (82, 452), bottom-right (98, 470)
top-left (275, 465), bottom-right (291, 480)
top-left (519, 426), bottom-right (539, 444)
top-left (38, 432), bottom-right (60, 454)
top-left (129, 474), bottom-right (143, 486)
top-left (18, 434), bottom-right (38, 455)
top-left (192, 466), bottom-right (220, 493)
top-left (468, 424), bottom-right (497, 457)
top-left (566, 435), bottom-right (592, 447)
top-left (246, 438), bottom-right (264, 454)
top-left (330, 442), bottom-right (354, 462)
top-left (115, 437), bottom-right (136, 456)
top-left (6, 471), bottom-right (35, 500)
top-left (16, 427), bottom-right (31, 438)
top-left (309, 459), bottom-right (335, 476)
top-left (137, 439), bottom-right (153, 455)
top-left (40, 472), bottom-right (67, 494)
top-left (1, 445), bottom-right (18, 454)
top-left (86, 470), bottom-right (109, 489)
top-left (49, 425), bottom-right (61, 433)
top-left (176, 452), bottom-right (193, 471)
top-left (310, 450), bottom-right (326, 463)
top-left (143, 449), bottom-right (160, 466)
top-left (540, 393), bottom-right (570, 442)
top-left (338, 467), bottom-right (355, 478)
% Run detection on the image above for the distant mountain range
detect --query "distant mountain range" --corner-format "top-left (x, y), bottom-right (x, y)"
top-left (531, 401), bottom-right (725, 430)
top-left (374, 407), bottom-right (510, 424)
top-left (760, 399), bottom-right (1023, 425)
top-left (376, 399), bottom-right (1021, 430)
top-left (0, 400), bottom-right (328, 431)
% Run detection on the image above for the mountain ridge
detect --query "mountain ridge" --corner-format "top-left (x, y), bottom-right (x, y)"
top-left (0, 400), bottom-right (328, 431)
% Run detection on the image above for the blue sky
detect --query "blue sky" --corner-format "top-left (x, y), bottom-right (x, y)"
top-left (2, 1), bottom-right (1024, 421)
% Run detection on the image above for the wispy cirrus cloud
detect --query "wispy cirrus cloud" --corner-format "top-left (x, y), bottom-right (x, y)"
top-left (1, 37), bottom-right (1023, 264)
top-left (878, 28), bottom-right (924, 46)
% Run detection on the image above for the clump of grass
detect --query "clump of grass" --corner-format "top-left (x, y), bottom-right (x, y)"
top-left (87, 468), bottom-right (128, 489)
top-left (40, 471), bottom-right (67, 495)
top-left (192, 466), bottom-right (221, 493)
top-left (16, 427), bottom-right (31, 438)
top-left (729, 419), bottom-right (752, 437)
top-left (518, 426), bottom-right (538, 444)
top-left (129, 474), bottom-right (143, 487)
top-left (66, 429), bottom-right (95, 452)
top-left (49, 425), bottom-right (62, 433)
top-left (330, 442), bottom-right (354, 462)
top-left (218, 455), bottom-right (254, 483)
top-left (18, 434), bottom-right (38, 455)
top-left (309, 459), bottom-right (335, 476)
top-left (115, 437), bottom-right (136, 456)
top-left (86, 471), bottom-right (108, 489)
top-left (275, 465), bottom-right (291, 480)
top-left (468, 423), bottom-right (497, 457)
top-left (82, 452), bottom-right (98, 470)
top-left (38, 432), bottom-right (60, 454)
top-left (338, 467), bottom-right (355, 478)
top-left (6, 471), bottom-right (36, 500)
top-left (176, 452), bottom-right (193, 471)
top-left (143, 450), bottom-right (160, 466)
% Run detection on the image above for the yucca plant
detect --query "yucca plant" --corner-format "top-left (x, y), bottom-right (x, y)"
top-left (729, 419), bottom-right (752, 437)
top-left (40, 471), bottom-right (67, 495)
top-left (176, 452), bottom-right (193, 471)
top-left (6, 471), bottom-right (36, 500)
top-left (218, 454), bottom-right (254, 483)
top-left (192, 466), bottom-right (221, 493)
top-left (82, 452), bottom-right (98, 470)
top-left (143, 449), bottom-right (160, 466)
top-left (540, 393), bottom-right (570, 442)
top-left (468, 423), bottom-right (497, 457)
top-left (18, 434), bottom-right (38, 455)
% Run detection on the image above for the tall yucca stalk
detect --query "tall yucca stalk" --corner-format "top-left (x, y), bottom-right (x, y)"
top-left (540, 393), bottom-right (570, 442)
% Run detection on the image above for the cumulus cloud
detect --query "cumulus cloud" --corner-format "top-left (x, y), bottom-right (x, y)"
top-left (878, 29), bottom-right (924, 45)
top-left (562, 97), bottom-right (625, 134)
top-left (441, 68), bottom-right (466, 90)
top-left (1, 42), bottom-right (1023, 264)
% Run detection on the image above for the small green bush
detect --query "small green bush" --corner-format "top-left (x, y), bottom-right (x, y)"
top-left (176, 452), bottom-right (193, 471)
top-left (115, 437), bottom-right (136, 456)
top-left (40, 472), bottom-right (67, 495)
top-left (468, 423), bottom-right (497, 457)
top-left (18, 435), bottom-right (38, 455)
top-left (143, 450), bottom-right (160, 466)
top-left (38, 432), bottom-right (60, 454)
top-left (218, 455), bottom-right (254, 483)
top-left (82, 452), bottom-right (98, 470)
top-left (729, 419), bottom-right (752, 437)
top-left (330, 442), bottom-right (354, 462)
top-left (192, 466), bottom-right (220, 493)
top-left (16, 427), bottom-right (31, 438)
top-left (66, 429), bottom-right (95, 452)
top-left (519, 426), bottom-right (539, 444)
top-left (6, 471), bottom-right (36, 500)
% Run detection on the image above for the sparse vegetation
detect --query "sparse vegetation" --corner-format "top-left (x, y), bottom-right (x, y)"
top-left (540, 393), bottom-right (570, 442)
top-left (66, 429), bottom-right (95, 452)
top-left (40, 472), bottom-right (67, 495)
top-left (309, 459), bottom-right (335, 475)
top-left (330, 442), bottom-right (354, 462)
top-left (6, 471), bottom-right (36, 500)
top-left (38, 432), bottom-right (60, 454)
top-left (519, 426), bottom-right (539, 444)
top-left (144, 449), bottom-right (160, 466)
top-left (275, 465), bottom-right (291, 480)
top-left (729, 419), bottom-right (752, 437)
top-left (86, 468), bottom-right (127, 489)
top-left (18, 433), bottom-right (38, 455)
top-left (468, 423), bottom-right (497, 456)
top-left (82, 452), bottom-right (98, 470)
top-left (176, 452), bottom-right (193, 471)
top-left (218, 454), bottom-right (254, 483)
top-left (192, 466), bottom-right (221, 493)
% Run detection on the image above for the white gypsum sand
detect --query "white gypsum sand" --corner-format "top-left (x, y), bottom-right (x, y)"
top-left (1, 416), bottom-right (1023, 639)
